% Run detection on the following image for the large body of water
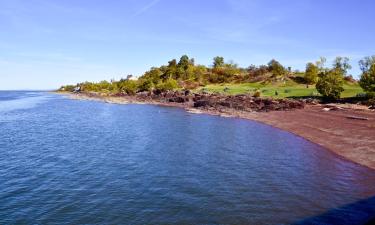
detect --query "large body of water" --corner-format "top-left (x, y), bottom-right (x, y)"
top-left (1, 91), bottom-right (375, 224)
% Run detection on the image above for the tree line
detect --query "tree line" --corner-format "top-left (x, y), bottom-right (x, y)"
top-left (60, 55), bottom-right (375, 100)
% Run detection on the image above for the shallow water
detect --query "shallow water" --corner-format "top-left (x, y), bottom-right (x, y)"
top-left (0, 91), bottom-right (374, 224)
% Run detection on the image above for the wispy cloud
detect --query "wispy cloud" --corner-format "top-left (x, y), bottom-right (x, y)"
top-left (132, 0), bottom-right (161, 17)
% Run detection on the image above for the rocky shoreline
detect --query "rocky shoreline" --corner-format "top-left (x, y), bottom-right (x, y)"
top-left (71, 90), bottom-right (306, 113)
top-left (59, 91), bottom-right (375, 170)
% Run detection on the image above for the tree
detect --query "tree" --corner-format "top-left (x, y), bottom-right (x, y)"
top-left (267, 59), bottom-right (286, 77)
top-left (178, 55), bottom-right (195, 80)
top-left (118, 80), bottom-right (137, 95)
top-left (194, 65), bottom-right (207, 83)
top-left (137, 79), bottom-right (153, 92)
top-left (304, 63), bottom-right (319, 84)
top-left (333, 56), bottom-right (351, 75)
top-left (359, 59), bottom-right (375, 94)
top-left (316, 69), bottom-right (344, 99)
top-left (213, 56), bottom-right (224, 68)
top-left (163, 59), bottom-right (178, 80)
top-left (142, 68), bottom-right (162, 84)
top-left (316, 57), bottom-right (327, 72)
top-left (359, 56), bottom-right (375, 73)
top-left (178, 55), bottom-right (190, 70)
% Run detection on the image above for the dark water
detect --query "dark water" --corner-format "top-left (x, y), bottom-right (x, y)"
top-left (1, 91), bottom-right (375, 225)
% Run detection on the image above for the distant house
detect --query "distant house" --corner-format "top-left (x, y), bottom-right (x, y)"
top-left (73, 86), bottom-right (81, 93)
top-left (126, 75), bottom-right (138, 81)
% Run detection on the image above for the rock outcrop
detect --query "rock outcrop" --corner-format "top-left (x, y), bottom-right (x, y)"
top-left (132, 90), bottom-right (305, 112)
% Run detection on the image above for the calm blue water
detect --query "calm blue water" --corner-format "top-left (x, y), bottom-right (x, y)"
top-left (1, 91), bottom-right (375, 225)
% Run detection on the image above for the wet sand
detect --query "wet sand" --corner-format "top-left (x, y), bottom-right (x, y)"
top-left (61, 92), bottom-right (375, 170)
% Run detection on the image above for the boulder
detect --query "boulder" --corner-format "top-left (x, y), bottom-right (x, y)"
top-left (169, 97), bottom-right (186, 103)
top-left (194, 100), bottom-right (210, 108)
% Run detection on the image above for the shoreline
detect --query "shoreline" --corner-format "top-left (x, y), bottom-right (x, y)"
top-left (59, 92), bottom-right (375, 170)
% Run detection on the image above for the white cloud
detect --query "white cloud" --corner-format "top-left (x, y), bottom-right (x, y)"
top-left (132, 0), bottom-right (161, 17)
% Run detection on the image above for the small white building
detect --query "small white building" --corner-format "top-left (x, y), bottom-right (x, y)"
top-left (126, 75), bottom-right (138, 81)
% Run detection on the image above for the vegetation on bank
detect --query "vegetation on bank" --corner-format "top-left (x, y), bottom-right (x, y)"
top-left (59, 55), bottom-right (375, 100)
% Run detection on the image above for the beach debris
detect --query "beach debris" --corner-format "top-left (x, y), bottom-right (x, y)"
top-left (186, 109), bottom-right (203, 114)
top-left (323, 104), bottom-right (344, 111)
top-left (346, 116), bottom-right (369, 121)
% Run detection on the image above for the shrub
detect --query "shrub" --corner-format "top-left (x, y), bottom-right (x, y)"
top-left (356, 93), bottom-right (367, 98)
top-left (138, 79), bottom-right (153, 92)
top-left (119, 80), bottom-right (138, 95)
top-left (310, 91), bottom-right (319, 96)
top-left (366, 92), bottom-right (375, 99)
top-left (156, 79), bottom-right (179, 91)
top-left (253, 90), bottom-right (261, 97)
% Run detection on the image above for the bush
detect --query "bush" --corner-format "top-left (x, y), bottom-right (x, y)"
top-left (253, 90), bottom-right (261, 97)
top-left (356, 93), bottom-right (367, 98)
top-left (366, 92), bottom-right (375, 99)
top-left (156, 79), bottom-right (179, 91)
top-left (118, 80), bottom-right (138, 95)
top-left (310, 91), bottom-right (319, 96)
top-left (138, 79), bottom-right (153, 92)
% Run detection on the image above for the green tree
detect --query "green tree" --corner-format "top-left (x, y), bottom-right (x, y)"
top-left (359, 56), bottom-right (375, 73)
top-left (137, 79), bottom-right (154, 92)
top-left (118, 79), bottom-right (138, 95)
top-left (178, 55), bottom-right (190, 70)
top-left (304, 63), bottom-right (319, 84)
top-left (164, 59), bottom-right (178, 80)
top-left (359, 57), bottom-right (375, 94)
top-left (194, 65), bottom-right (208, 83)
top-left (316, 57), bottom-right (327, 72)
top-left (316, 69), bottom-right (344, 99)
top-left (213, 56), bottom-right (224, 68)
top-left (267, 59), bottom-right (286, 77)
top-left (178, 55), bottom-right (195, 80)
top-left (333, 56), bottom-right (351, 75)
top-left (142, 67), bottom-right (162, 84)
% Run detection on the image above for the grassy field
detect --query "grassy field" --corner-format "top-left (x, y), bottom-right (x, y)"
top-left (198, 82), bottom-right (363, 99)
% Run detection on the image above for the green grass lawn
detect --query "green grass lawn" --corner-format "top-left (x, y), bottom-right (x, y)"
top-left (197, 82), bottom-right (364, 99)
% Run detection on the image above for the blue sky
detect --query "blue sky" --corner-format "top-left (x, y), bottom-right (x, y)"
top-left (0, 0), bottom-right (374, 90)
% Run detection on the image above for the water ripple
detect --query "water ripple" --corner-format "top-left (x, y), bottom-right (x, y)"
top-left (0, 91), bottom-right (375, 224)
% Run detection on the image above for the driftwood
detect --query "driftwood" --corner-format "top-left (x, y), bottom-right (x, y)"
top-left (346, 116), bottom-right (369, 121)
